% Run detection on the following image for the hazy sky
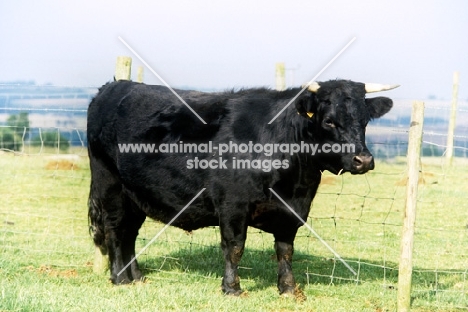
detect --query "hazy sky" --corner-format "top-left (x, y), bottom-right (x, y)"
top-left (1, 0), bottom-right (467, 100)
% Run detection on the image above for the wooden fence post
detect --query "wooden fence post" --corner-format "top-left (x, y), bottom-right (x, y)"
top-left (445, 71), bottom-right (459, 166)
top-left (115, 56), bottom-right (132, 81)
top-left (397, 101), bottom-right (425, 312)
top-left (93, 246), bottom-right (108, 274)
top-left (275, 62), bottom-right (286, 91)
top-left (136, 65), bottom-right (144, 83)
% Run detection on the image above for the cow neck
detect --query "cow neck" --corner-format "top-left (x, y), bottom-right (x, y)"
top-left (273, 105), bottom-right (314, 144)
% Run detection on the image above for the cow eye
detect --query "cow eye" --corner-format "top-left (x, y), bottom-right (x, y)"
top-left (323, 118), bottom-right (335, 128)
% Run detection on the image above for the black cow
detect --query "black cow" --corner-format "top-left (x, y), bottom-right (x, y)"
top-left (87, 79), bottom-right (397, 295)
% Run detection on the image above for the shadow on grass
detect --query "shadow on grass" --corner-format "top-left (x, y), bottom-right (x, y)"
top-left (138, 242), bottom-right (403, 293)
top-left (138, 242), bottom-right (467, 305)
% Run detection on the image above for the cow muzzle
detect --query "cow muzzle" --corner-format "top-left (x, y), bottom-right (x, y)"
top-left (352, 153), bottom-right (374, 174)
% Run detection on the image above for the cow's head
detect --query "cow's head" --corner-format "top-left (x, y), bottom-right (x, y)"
top-left (296, 80), bottom-right (398, 175)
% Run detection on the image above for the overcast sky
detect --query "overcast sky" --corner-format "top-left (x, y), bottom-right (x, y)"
top-left (0, 0), bottom-right (467, 100)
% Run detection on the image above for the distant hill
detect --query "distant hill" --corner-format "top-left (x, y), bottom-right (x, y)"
top-left (0, 82), bottom-right (96, 146)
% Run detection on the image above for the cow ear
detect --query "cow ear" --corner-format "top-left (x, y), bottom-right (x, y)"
top-left (365, 97), bottom-right (393, 119)
top-left (295, 94), bottom-right (317, 118)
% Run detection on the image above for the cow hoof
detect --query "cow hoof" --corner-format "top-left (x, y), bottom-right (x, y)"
top-left (112, 276), bottom-right (146, 285)
top-left (131, 271), bottom-right (144, 282)
top-left (280, 285), bottom-right (307, 302)
top-left (278, 284), bottom-right (296, 296)
top-left (279, 288), bottom-right (295, 297)
top-left (111, 277), bottom-right (132, 285)
top-left (280, 292), bottom-right (295, 298)
top-left (222, 284), bottom-right (243, 296)
top-left (111, 273), bottom-right (134, 285)
top-left (224, 289), bottom-right (243, 296)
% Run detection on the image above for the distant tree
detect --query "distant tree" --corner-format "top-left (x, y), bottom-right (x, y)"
top-left (0, 113), bottom-right (30, 151)
top-left (0, 128), bottom-right (22, 151)
top-left (422, 144), bottom-right (444, 157)
top-left (31, 130), bottom-right (70, 151)
top-left (7, 112), bottom-right (30, 138)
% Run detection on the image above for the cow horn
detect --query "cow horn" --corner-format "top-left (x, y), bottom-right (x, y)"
top-left (365, 83), bottom-right (400, 93)
top-left (304, 82), bottom-right (320, 93)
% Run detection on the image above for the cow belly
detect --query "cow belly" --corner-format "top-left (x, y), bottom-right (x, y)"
top-left (165, 211), bottom-right (219, 232)
top-left (146, 200), bottom-right (220, 231)
top-left (122, 186), bottom-right (219, 232)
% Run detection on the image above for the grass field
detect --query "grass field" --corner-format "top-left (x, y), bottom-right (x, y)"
top-left (1, 151), bottom-right (467, 311)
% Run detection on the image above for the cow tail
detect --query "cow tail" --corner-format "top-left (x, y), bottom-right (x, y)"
top-left (88, 185), bottom-right (108, 255)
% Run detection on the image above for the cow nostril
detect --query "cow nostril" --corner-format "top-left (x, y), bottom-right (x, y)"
top-left (353, 156), bottom-right (364, 168)
top-left (353, 154), bottom-right (373, 171)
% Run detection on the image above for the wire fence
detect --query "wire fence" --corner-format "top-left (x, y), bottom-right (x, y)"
top-left (1, 83), bottom-right (467, 310)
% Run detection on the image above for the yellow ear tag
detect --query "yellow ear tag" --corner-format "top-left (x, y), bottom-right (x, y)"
top-left (306, 112), bottom-right (314, 118)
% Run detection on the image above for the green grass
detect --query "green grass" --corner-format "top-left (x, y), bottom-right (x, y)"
top-left (1, 153), bottom-right (467, 311)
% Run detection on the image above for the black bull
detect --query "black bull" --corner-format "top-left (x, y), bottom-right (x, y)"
top-left (87, 79), bottom-right (397, 295)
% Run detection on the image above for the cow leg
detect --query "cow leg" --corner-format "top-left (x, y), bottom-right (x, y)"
top-left (89, 155), bottom-right (146, 285)
top-left (274, 231), bottom-right (298, 295)
top-left (107, 198), bottom-right (146, 284)
top-left (219, 208), bottom-right (248, 295)
top-left (123, 208), bottom-right (146, 282)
